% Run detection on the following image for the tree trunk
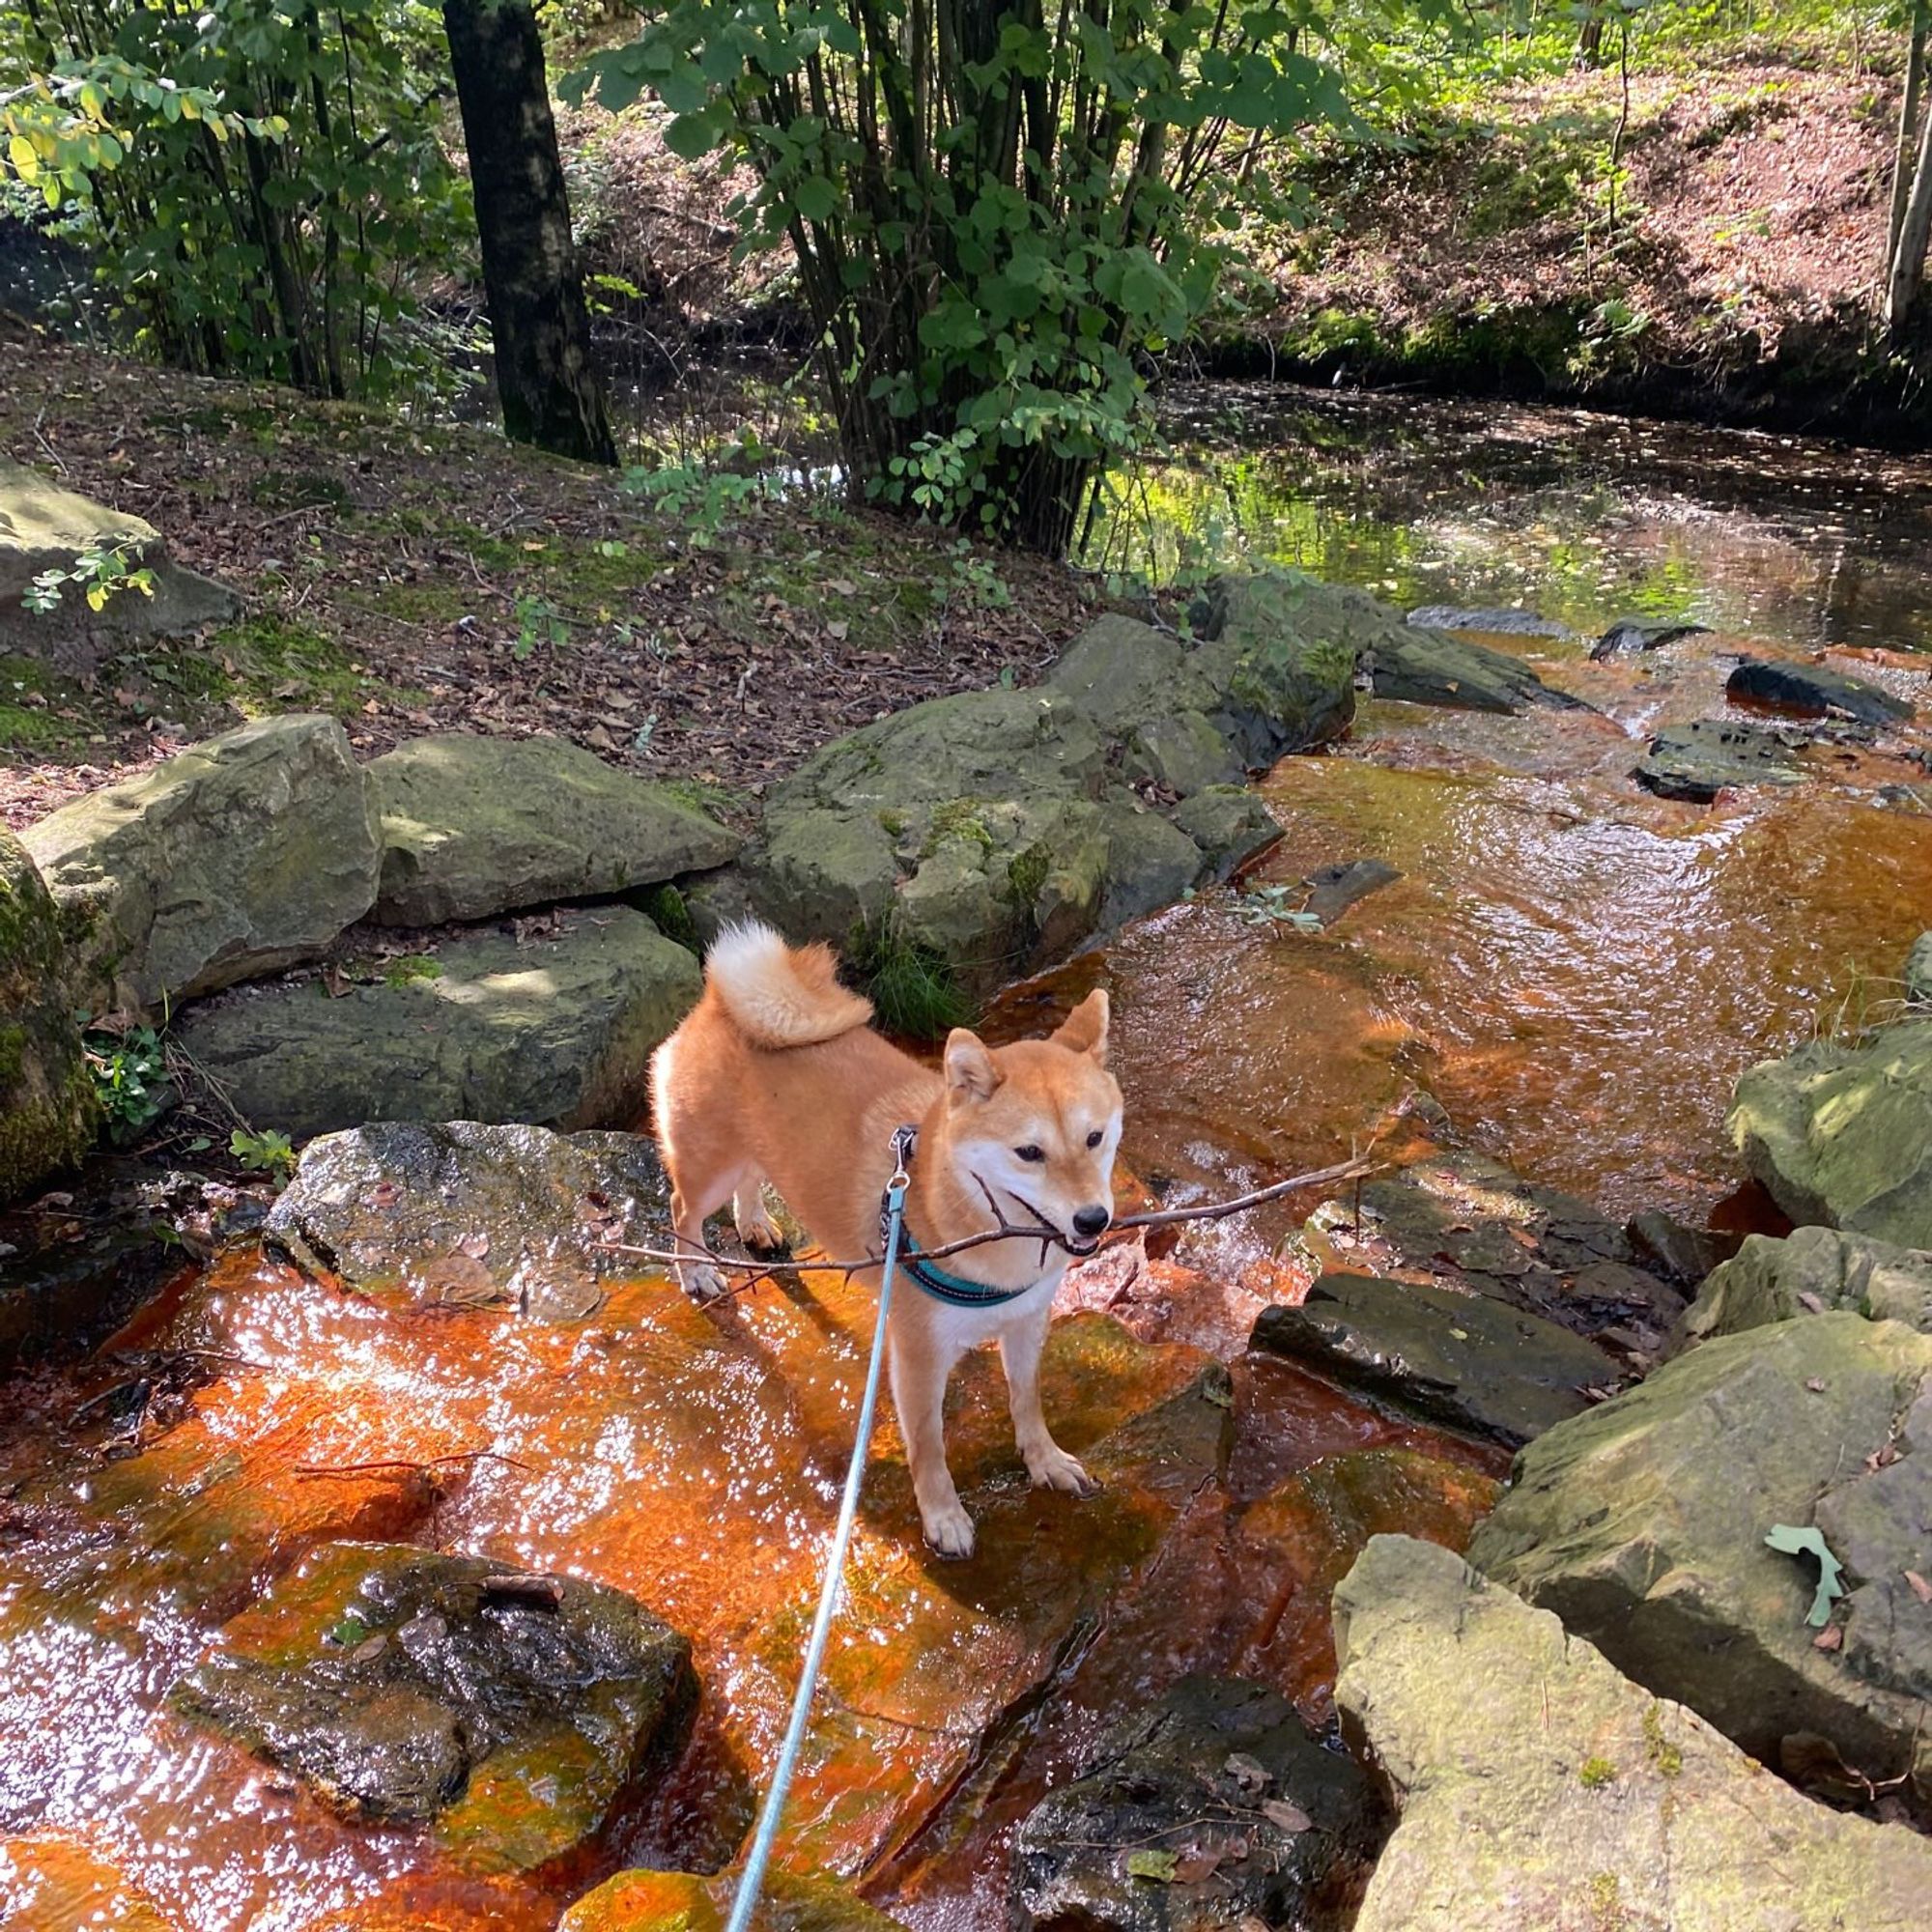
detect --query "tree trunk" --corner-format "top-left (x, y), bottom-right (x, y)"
top-left (440, 0), bottom-right (616, 464)
top-left (1888, 50), bottom-right (1932, 338)
top-left (1888, 9), bottom-right (1929, 281)
top-left (1577, 14), bottom-right (1605, 71)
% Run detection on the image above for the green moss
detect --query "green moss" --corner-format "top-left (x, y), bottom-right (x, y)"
top-left (922, 800), bottom-right (995, 859)
top-left (366, 578), bottom-right (476, 627)
top-left (382, 954), bottom-right (442, 987)
top-left (205, 614), bottom-right (378, 716)
top-left (0, 1022), bottom-right (25, 1087)
top-left (1577, 1755), bottom-right (1618, 1789)
top-left (249, 469), bottom-right (352, 512)
top-left (656, 776), bottom-right (751, 822)
top-left (1642, 1702), bottom-right (1684, 1777)
top-left (876, 809), bottom-right (907, 838)
top-left (1586, 1871), bottom-right (1623, 1930)
top-left (636, 884), bottom-right (699, 953)
top-left (1006, 841), bottom-right (1049, 913)
top-left (0, 655), bottom-right (90, 754)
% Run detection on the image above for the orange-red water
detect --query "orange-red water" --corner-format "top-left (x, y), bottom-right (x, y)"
top-left (9, 396), bottom-right (1932, 1930)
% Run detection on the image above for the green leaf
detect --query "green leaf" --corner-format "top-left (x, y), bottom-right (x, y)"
top-left (1764, 1524), bottom-right (1848, 1629)
top-left (665, 112), bottom-right (721, 160)
top-left (793, 175), bottom-right (838, 223)
top-left (1126, 1851), bottom-right (1179, 1882)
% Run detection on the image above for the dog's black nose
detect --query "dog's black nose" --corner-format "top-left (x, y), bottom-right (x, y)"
top-left (1072, 1206), bottom-right (1111, 1239)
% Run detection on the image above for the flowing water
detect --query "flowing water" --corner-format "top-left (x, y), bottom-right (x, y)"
top-left (5, 387), bottom-right (1932, 1930)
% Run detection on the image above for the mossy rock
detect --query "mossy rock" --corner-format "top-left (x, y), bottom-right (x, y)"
top-left (0, 830), bottom-right (96, 1203)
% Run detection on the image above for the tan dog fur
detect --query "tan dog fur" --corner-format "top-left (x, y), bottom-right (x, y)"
top-left (649, 922), bottom-right (1122, 1557)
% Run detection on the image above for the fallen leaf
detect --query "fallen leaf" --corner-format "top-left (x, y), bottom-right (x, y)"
top-left (1223, 1751), bottom-right (1269, 1793)
top-left (829, 578), bottom-right (856, 596)
top-left (321, 963), bottom-right (352, 999)
top-left (350, 1633), bottom-right (389, 1663)
top-left (455, 1231), bottom-right (491, 1260)
top-left (1262, 1799), bottom-right (1312, 1833)
top-left (1905, 1570), bottom-right (1932, 1605)
top-left (1812, 1624), bottom-right (1843, 1652)
top-left (1125, 1851), bottom-right (1178, 1882)
top-left (1796, 1291), bottom-right (1826, 1313)
top-left (1171, 1849), bottom-right (1225, 1884)
top-left (1805, 1378), bottom-right (1827, 1393)
top-left (369, 1181), bottom-right (401, 1210)
top-left (826, 620), bottom-right (850, 640)
top-left (1765, 1523), bottom-right (1849, 1628)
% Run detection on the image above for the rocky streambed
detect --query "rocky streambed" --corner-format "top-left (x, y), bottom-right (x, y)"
top-left (3, 526), bottom-right (1932, 1928)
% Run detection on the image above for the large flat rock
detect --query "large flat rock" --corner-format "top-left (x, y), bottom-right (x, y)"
top-left (1467, 1314), bottom-right (1932, 1798)
top-left (1634, 717), bottom-right (1806, 801)
top-left (1251, 1272), bottom-right (1613, 1446)
top-left (265, 1120), bottom-right (671, 1320)
top-left (1367, 624), bottom-right (1584, 714)
top-left (1727, 1018), bottom-right (1932, 1248)
top-left (1333, 1535), bottom-right (1932, 1931)
top-left (176, 906), bottom-right (698, 1139)
top-left (22, 714), bottom-right (381, 1016)
top-left (0, 829), bottom-right (94, 1203)
top-left (368, 733), bottom-right (742, 926)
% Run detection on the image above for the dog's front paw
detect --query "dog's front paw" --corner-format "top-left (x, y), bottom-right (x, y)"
top-left (920, 1494), bottom-right (977, 1560)
top-left (679, 1262), bottom-right (728, 1304)
top-left (1026, 1443), bottom-right (1100, 1497)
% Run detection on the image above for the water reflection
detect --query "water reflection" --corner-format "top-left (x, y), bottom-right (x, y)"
top-left (1089, 385), bottom-right (1932, 654)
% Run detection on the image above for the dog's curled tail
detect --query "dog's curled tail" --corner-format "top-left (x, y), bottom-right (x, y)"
top-left (704, 921), bottom-right (874, 1050)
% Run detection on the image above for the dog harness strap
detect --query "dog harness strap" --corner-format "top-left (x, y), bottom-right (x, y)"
top-left (881, 1122), bottom-right (1035, 1309)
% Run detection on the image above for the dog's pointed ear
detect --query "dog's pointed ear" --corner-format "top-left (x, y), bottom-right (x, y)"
top-left (944, 1028), bottom-right (1003, 1102)
top-left (1050, 988), bottom-right (1110, 1065)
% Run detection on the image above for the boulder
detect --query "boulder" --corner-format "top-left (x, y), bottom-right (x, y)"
top-left (1466, 1314), bottom-right (1932, 1798)
top-left (0, 454), bottom-right (237, 668)
top-left (563, 1868), bottom-right (905, 1932)
top-left (265, 1120), bottom-right (671, 1320)
top-left (1367, 625), bottom-right (1583, 714)
top-left (1009, 1675), bottom-right (1379, 1932)
top-left (175, 906), bottom-right (698, 1141)
top-left (0, 830), bottom-right (95, 1202)
top-left (1634, 718), bottom-right (1806, 802)
top-left (1726, 656), bottom-right (1913, 725)
top-left (22, 715), bottom-right (381, 1016)
top-left (171, 1542), bottom-right (696, 1872)
top-left (1906, 930), bottom-right (1932, 1006)
top-left (367, 733), bottom-right (742, 926)
top-left (1405, 605), bottom-right (1572, 638)
top-left (1726, 1019), bottom-right (1932, 1247)
top-left (1678, 1226), bottom-right (1932, 1345)
top-left (1590, 617), bottom-right (1711, 660)
top-left (1250, 1272), bottom-right (1613, 1446)
top-left (1333, 1535), bottom-right (1932, 1932)
top-left (739, 577), bottom-right (1363, 993)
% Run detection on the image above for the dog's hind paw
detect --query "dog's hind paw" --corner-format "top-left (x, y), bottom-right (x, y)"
top-left (734, 1198), bottom-right (786, 1255)
top-left (1026, 1443), bottom-right (1100, 1497)
top-left (920, 1496), bottom-right (977, 1560)
top-left (680, 1262), bottom-right (729, 1304)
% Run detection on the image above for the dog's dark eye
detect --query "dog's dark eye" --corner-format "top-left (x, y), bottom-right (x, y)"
top-left (1086, 1129), bottom-right (1104, 1149)
top-left (1014, 1144), bottom-right (1045, 1163)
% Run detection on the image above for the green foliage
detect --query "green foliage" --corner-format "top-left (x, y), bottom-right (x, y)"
top-left (512, 595), bottom-right (572, 659)
top-left (231, 1125), bottom-right (297, 1177)
top-left (22, 537), bottom-right (156, 615)
top-left (623, 440), bottom-right (788, 542)
top-left (1233, 881), bottom-right (1323, 932)
top-left (0, 0), bottom-right (469, 402)
top-left (565, 2), bottom-right (1449, 554)
top-left (83, 1020), bottom-right (169, 1144)
top-left (846, 918), bottom-right (970, 1039)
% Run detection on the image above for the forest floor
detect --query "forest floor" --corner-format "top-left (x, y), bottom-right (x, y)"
top-left (0, 332), bottom-right (1102, 830)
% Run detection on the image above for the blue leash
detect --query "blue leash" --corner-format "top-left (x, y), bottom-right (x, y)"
top-left (723, 1149), bottom-right (910, 1932)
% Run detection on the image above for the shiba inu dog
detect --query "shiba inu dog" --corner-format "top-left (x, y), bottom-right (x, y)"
top-left (649, 922), bottom-right (1122, 1558)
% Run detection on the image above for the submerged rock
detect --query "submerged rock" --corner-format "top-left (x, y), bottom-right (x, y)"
top-left (1251, 1272), bottom-right (1612, 1446)
top-left (266, 1121), bottom-right (671, 1320)
top-left (1634, 717), bottom-right (1807, 802)
top-left (1010, 1675), bottom-right (1379, 1932)
top-left (1678, 1225), bottom-right (1932, 1345)
top-left (1466, 1314), bottom-right (1932, 1800)
top-left (1725, 655), bottom-right (1913, 725)
top-left (22, 714), bottom-right (382, 1016)
top-left (1333, 1535), bottom-right (1932, 1932)
top-left (1405, 605), bottom-right (1572, 639)
top-left (368, 733), bottom-right (742, 927)
top-left (1365, 625), bottom-right (1583, 714)
top-left (1589, 617), bottom-right (1711, 659)
top-left (563, 1867), bottom-right (905, 1932)
top-left (0, 829), bottom-right (95, 1204)
top-left (172, 1542), bottom-right (696, 1871)
top-left (1726, 1018), bottom-right (1932, 1247)
top-left (1299, 857), bottom-right (1401, 926)
top-left (176, 906), bottom-right (698, 1140)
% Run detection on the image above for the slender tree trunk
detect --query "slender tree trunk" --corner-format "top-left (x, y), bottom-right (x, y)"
top-left (1888, 58), bottom-right (1932, 338)
top-left (1887, 8), bottom-right (1929, 282)
top-left (440, 0), bottom-right (616, 463)
top-left (1577, 13), bottom-right (1605, 71)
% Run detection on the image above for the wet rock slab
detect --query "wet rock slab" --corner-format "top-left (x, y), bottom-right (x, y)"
top-left (1589, 617), bottom-right (1710, 659)
top-left (1334, 1536), bottom-right (1932, 1932)
top-left (1405, 605), bottom-right (1572, 639)
top-left (1727, 1017), bottom-right (1932, 1248)
top-left (1365, 625), bottom-right (1583, 714)
top-left (176, 906), bottom-right (699, 1140)
top-left (563, 1867), bottom-right (905, 1932)
top-left (1634, 717), bottom-right (1807, 801)
top-left (1467, 1314), bottom-right (1932, 1799)
top-left (1298, 857), bottom-right (1400, 926)
top-left (171, 1542), bottom-right (696, 1871)
top-left (1725, 655), bottom-right (1913, 725)
top-left (1010, 1675), bottom-right (1379, 1932)
top-left (1251, 1273), bottom-right (1611, 1446)
top-left (266, 1120), bottom-right (671, 1320)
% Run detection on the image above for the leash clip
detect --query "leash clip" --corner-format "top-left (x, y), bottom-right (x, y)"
top-left (887, 1122), bottom-right (918, 1201)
